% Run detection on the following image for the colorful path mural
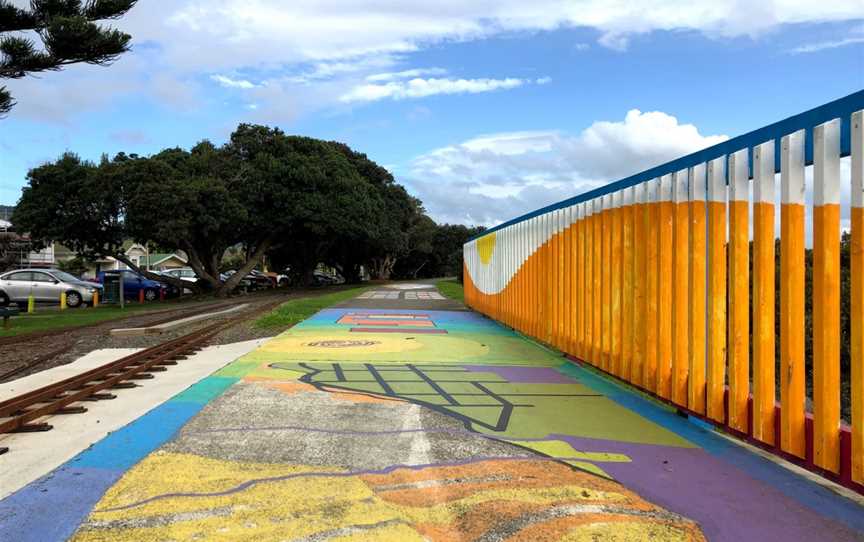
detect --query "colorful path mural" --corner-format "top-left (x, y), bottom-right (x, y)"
top-left (1, 284), bottom-right (862, 541)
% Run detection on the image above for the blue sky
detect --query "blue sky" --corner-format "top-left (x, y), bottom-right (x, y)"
top-left (1, 1), bottom-right (862, 225)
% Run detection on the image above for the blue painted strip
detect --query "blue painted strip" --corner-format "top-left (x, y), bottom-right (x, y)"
top-left (469, 90), bottom-right (864, 241)
top-left (558, 362), bottom-right (864, 534)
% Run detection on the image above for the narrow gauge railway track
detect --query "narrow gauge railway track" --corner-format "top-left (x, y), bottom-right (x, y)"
top-left (0, 299), bottom-right (283, 455)
top-left (0, 300), bottom-right (240, 348)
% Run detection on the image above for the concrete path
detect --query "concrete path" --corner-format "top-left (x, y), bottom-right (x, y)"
top-left (1, 282), bottom-right (862, 541)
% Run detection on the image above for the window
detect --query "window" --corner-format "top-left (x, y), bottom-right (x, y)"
top-left (5, 272), bottom-right (32, 281)
top-left (31, 272), bottom-right (55, 283)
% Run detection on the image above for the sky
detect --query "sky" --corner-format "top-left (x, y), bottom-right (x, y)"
top-left (1, 0), bottom-right (863, 227)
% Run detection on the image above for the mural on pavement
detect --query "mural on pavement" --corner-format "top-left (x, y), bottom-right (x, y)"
top-left (2, 305), bottom-right (862, 541)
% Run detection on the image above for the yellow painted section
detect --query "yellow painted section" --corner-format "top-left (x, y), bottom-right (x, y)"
top-left (557, 522), bottom-right (698, 542)
top-left (671, 201), bottom-right (689, 407)
top-left (621, 203), bottom-right (634, 383)
top-left (706, 200), bottom-right (727, 423)
top-left (477, 233), bottom-right (496, 265)
top-left (76, 452), bottom-right (653, 542)
top-left (505, 439), bottom-right (630, 463)
top-left (752, 202), bottom-right (776, 445)
top-left (812, 203), bottom-right (841, 473)
top-left (727, 199), bottom-right (750, 433)
top-left (853, 206), bottom-right (864, 484)
top-left (657, 200), bottom-right (673, 400)
top-left (644, 200), bottom-right (659, 393)
top-left (688, 200), bottom-right (706, 415)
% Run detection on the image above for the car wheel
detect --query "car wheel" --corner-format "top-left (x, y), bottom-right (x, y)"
top-left (66, 291), bottom-right (82, 308)
top-left (144, 288), bottom-right (158, 302)
top-left (0, 291), bottom-right (8, 307)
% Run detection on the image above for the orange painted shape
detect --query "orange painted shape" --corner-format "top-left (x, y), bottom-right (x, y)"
top-left (781, 203), bottom-right (806, 458)
top-left (706, 200), bottom-right (727, 423)
top-left (727, 199), bottom-right (750, 433)
top-left (812, 203), bottom-right (841, 473)
top-left (688, 201), bottom-right (707, 414)
top-left (853, 206), bottom-right (864, 484)
top-left (752, 202), bottom-right (776, 445)
top-left (657, 200), bottom-right (673, 400)
top-left (575, 216), bottom-right (584, 359)
top-left (564, 223), bottom-right (572, 354)
top-left (672, 201), bottom-right (690, 407)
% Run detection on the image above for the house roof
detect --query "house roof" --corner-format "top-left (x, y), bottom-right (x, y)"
top-left (140, 253), bottom-right (187, 266)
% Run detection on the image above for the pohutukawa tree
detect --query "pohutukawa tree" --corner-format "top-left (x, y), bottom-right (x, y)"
top-left (0, 0), bottom-right (136, 115)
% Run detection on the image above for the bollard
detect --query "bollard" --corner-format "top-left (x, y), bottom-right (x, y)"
top-left (92, 290), bottom-right (99, 308)
top-left (27, 295), bottom-right (34, 314)
top-left (160, 288), bottom-right (165, 302)
top-left (138, 289), bottom-right (145, 304)
top-left (60, 292), bottom-right (67, 310)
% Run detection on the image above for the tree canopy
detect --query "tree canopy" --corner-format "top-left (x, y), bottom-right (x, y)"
top-left (12, 124), bottom-right (466, 295)
top-left (0, 0), bottom-right (136, 115)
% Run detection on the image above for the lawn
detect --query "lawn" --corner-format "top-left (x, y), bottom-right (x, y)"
top-left (0, 303), bottom-right (170, 338)
top-left (254, 286), bottom-right (369, 328)
top-left (435, 278), bottom-right (464, 302)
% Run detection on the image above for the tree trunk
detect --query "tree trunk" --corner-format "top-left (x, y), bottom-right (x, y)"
top-left (113, 254), bottom-right (193, 292)
top-left (216, 238), bottom-right (273, 296)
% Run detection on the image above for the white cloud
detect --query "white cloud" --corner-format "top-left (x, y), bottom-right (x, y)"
top-left (406, 109), bottom-right (728, 225)
top-left (366, 68), bottom-right (448, 82)
top-left (340, 77), bottom-right (535, 103)
top-left (210, 74), bottom-right (257, 89)
top-left (790, 36), bottom-right (864, 53)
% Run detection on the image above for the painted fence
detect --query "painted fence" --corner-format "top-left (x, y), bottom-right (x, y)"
top-left (463, 90), bottom-right (864, 493)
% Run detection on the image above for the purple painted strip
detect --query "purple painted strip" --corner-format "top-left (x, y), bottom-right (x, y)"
top-left (464, 364), bottom-right (576, 383)
top-left (350, 327), bottom-right (448, 334)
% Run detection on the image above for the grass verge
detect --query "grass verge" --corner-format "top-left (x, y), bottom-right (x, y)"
top-left (254, 286), bottom-right (369, 328)
top-left (0, 303), bottom-right (168, 338)
top-left (435, 278), bottom-right (464, 302)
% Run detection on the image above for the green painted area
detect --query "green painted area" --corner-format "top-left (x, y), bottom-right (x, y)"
top-left (266, 361), bottom-right (694, 448)
top-left (435, 278), bottom-right (464, 302)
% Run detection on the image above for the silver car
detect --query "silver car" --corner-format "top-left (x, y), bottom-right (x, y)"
top-left (0, 268), bottom-right (101, 308)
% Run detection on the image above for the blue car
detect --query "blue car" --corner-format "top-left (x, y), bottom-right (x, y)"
top-left (97, 270), bottom-right (168, 302)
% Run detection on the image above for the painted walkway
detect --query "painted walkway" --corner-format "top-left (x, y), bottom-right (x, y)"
top-left (1, 282), bottom-right (863, 541)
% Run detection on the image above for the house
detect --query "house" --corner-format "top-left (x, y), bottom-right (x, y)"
top-left (19, 241), bottom-right (187, 279)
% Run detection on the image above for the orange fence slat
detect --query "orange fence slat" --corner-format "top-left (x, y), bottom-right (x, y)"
top-left (657, 175), bottom-right (674, 400)
top-left (672, 169), bottom-right (690, 407)
top-left (728, 149), bottom-right (750, 433)
top-left (780, 129), bottom-right (807, 458)
top-left (852, 110), bottom-right (864, 484)
top-left (706, 157), bottom-right (727, 423)
top-left (688, 163), bottom-right (707, 415)
top-left (752, 140), bottom-right (776, 446)
top-left (812, 119), bottom-right (841, 473)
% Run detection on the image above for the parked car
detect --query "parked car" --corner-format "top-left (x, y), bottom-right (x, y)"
top-left (97, 270), bottom-right (167, 302)
top-left (0, 268), bottom-right (102, 308)
top-left (221, 270), bottom-right (270, 291)
top-left (160, 267), bottom-right (198, 284)
top-left (312, 271), bottom-right (343, 286)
